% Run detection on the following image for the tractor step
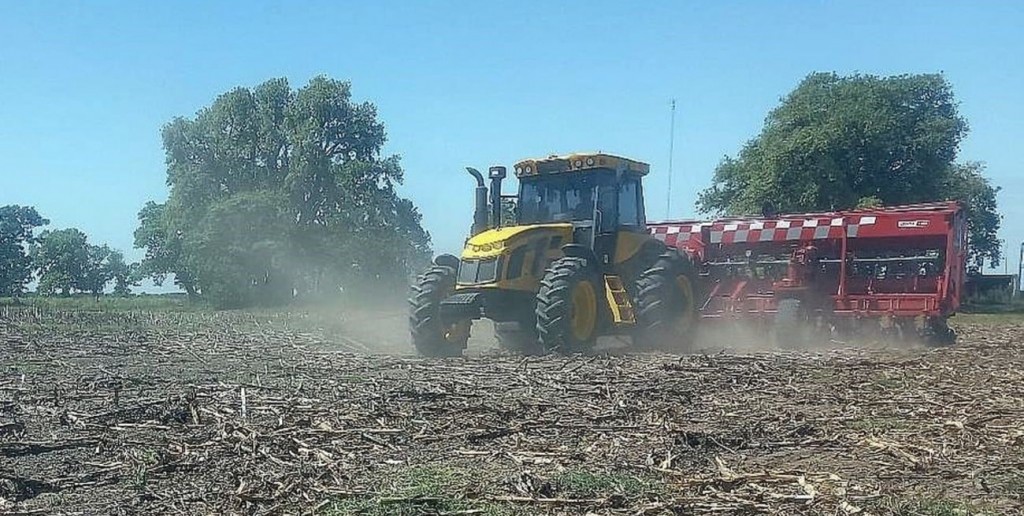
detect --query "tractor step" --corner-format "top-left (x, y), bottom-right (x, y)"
top-left (604, 275), bottom-right (635, 325)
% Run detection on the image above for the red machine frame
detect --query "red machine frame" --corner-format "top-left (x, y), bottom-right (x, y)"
top-left (648, 202), bottom-right (967, 336)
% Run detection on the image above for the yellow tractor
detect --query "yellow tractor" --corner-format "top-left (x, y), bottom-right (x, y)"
top-left (409, 153), bottom-right (699, 356)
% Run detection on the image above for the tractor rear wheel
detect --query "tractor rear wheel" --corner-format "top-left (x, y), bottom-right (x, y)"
top-left (409, 265), bottom-right (469, 357)
top-left (535, 257), bottom-right (601, 353)
top-left (633, 250), bottom-right (700, 351)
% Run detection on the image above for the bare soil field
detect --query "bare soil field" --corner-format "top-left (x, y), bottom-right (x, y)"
top-left (1, 307), bottom-right (1022, 515)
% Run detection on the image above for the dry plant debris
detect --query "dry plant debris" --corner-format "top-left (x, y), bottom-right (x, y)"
top-left (1, 308), bottom-right (1022, 515)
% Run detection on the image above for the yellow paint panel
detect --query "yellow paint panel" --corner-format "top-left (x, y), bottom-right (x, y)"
top-left (457, 224), bottom-right (574, 292)
top-left (613, 231), bottom-right (653, 264)
top-left (462, 224), bottom-right (572, 259)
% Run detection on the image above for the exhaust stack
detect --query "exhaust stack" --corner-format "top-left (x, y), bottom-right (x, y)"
top-left (488, 166), bottom-right (507, 229)
top-left (465, 167), bottom-right (489, 236)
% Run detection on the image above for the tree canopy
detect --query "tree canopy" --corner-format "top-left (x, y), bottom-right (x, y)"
top-left (697, 72), bottom-right (1001, 268)
top-left (0, 205), bottom-right (49, 297)
top-left (32, 228), bottom-right (131, 297)
top-left (135, 76), bottom-right (431, 308)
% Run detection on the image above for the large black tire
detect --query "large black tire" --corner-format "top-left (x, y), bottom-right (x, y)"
top-left (494, 321), bottom-right (543, 355)
top-left (633, 250), bottom-right (700, 351)
top-left (922, 316), bottom-right (956, 347)
top-left (408, 265), bottom-right (469, 357)
top-left (535, 257), bottom-right (601, 353)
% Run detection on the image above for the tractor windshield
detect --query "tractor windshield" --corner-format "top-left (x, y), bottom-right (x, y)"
top-left (518, 172), bottom-right (604, 225)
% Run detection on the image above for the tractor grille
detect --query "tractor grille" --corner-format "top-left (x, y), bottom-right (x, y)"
top-left (458, 257), bottom-right (501, 284)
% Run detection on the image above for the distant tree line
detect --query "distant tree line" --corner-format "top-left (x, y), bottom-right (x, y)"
top-left (698, 72), bottom-right (1002, 270)
top-left (0, 205), bottom-right (134, 298)
top-left (133, 76), bottom-right (431, 308)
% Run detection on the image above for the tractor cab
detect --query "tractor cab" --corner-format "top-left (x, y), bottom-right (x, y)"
top-left (514, 153), bottom-right (648, 229)
top-left (511, 154), bottom-right (650, 268)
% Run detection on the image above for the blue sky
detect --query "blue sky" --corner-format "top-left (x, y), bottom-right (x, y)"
top-left (1, 1), bottom-right (1022, 282)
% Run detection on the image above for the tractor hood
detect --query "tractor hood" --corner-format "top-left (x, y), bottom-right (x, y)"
top-left (462, 223), bottom-right (573, 259)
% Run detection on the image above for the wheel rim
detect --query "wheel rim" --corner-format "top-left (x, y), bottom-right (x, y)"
top-left (570, 281), bottom-right (597, 342)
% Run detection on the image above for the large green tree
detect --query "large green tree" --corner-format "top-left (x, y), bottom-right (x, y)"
top-left (134, 201), bottom-right (199, 298)
top-left (135, 76), bottom-right (431, 308)
top-left (32, 229), bottom-right (128, 296)
top-left (945, 162), bottom-right (1001, 270)
top-left (0, 205), bottom-right (48, 297)
top-left (698, 72), bottom-right (1001, 268)
top-left (33, 228), bottom-right (90, 296)
top-left (104, 249), bottom-right (135, 296)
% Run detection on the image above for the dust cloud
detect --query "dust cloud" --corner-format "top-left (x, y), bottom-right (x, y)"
top-left (285, 292), bottom-right (498, 356)
top-left (307, 304), bottom-right (927, 357)
top-left (689, 320), bottom-right (931, 354)
top-left (299, 286), bottom-right (927, 356)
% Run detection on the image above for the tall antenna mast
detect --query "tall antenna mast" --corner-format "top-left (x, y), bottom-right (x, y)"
top-left (666, 99), bottom-right (677, 219)
top-left (1018, 242), bottom-right (1023, 296)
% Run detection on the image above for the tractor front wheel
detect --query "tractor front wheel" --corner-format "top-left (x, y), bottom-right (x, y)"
top-left (535, 257), bottom-right (601, 353)
top-left (409, 265), bottom-right (469, 357)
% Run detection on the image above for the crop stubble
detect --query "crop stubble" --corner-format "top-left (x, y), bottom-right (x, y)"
top-left (1, 308), bottom-right (1022, 515)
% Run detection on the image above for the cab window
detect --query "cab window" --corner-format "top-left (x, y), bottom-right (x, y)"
top-left (597, 183), bottom-right (618, 233)
top-left (618, 178), bottom-right (642, 227)
top-left (518, 173), bottom-right (599, 224)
